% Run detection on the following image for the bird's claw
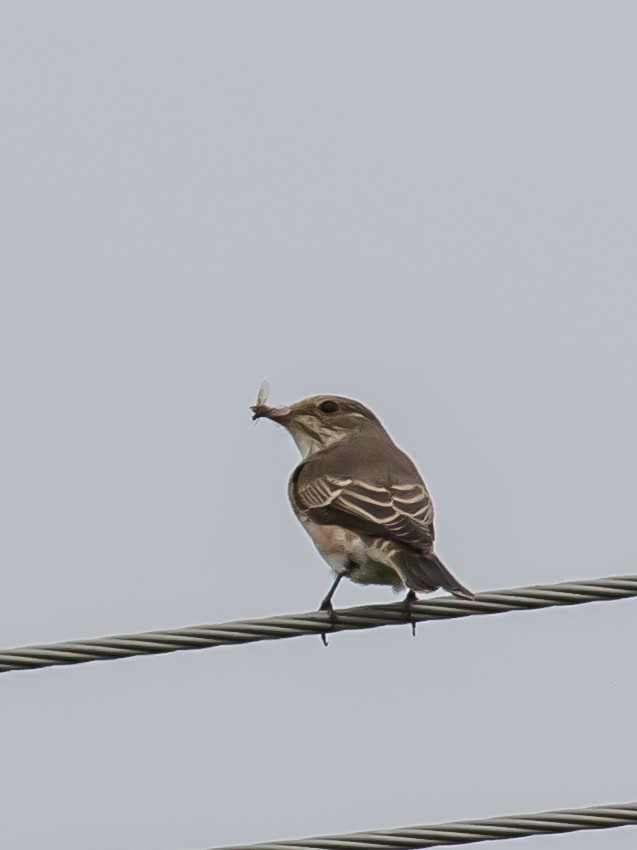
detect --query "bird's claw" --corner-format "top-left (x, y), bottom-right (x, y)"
top-left (404, 590), bottom-right (418, 637)
top-left (319, 599), bottom-right (337, 647)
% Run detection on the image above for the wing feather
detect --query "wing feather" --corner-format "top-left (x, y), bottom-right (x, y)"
top-left (295, 475), bottom-right (435, 550)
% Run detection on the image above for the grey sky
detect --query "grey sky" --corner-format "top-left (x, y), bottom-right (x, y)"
top-left (1, 2), bottom-right (636, 848)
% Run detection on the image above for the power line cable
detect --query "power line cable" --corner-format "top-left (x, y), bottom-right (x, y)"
top-left (1, 574), bottom-right (635, 674)
top-left (208, 800), bottom-right (637, 849)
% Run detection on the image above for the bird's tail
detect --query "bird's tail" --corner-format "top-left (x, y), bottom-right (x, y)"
top-left (396, 550), bottom-right (474, 599)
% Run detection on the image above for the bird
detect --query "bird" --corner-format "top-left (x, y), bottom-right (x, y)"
top-left (251, 386), bottom-right (473, 637)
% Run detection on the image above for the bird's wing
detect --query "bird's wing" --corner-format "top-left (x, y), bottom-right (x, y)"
top-left (295, 474), bottom-right (435, 550)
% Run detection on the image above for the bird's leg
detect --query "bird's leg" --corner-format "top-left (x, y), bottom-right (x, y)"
top-left (319, 573), bottom-right (343, 611)
top-left (318, 574), bottom-right (343, 646)
top-left (404, 589), bottom-right (418, 637)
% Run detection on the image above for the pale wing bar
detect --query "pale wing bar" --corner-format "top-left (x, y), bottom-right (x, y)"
top-left (298, 476), bottom-right (435, 549)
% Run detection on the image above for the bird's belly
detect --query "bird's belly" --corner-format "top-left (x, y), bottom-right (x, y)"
top-left (301, 519), bottom-right (403, 588)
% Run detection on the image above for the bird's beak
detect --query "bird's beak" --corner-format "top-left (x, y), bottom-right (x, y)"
top-left (251, 403), bottom-right (292, 423)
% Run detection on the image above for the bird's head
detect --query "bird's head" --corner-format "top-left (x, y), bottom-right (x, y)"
top-left (251, 390), bottom-right (380, 458)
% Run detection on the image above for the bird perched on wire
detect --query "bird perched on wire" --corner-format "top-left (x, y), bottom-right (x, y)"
top-left (251, 384), bottom-right (473, 638)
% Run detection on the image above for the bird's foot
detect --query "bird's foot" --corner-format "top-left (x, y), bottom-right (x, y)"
top-left (318, 598), bottom-right (338, 647)
top-left (404, 589), bottom-right (418, 637)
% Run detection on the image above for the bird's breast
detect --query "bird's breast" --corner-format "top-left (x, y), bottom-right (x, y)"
top-left (296, 516), bottom-right (402, 587)
top-left (299, 516), bottom-right (368, 573)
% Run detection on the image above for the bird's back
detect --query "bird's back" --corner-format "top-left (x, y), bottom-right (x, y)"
top-left (295, 431), bottom-right (423, 490)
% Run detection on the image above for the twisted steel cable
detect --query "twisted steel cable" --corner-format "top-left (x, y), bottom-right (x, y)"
top-left (208, 800), bottom-right (637, 849)
top-left (0, 574), bottom-right (635, 674)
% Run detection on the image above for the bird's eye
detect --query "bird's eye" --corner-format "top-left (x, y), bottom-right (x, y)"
top-left (319, 400), bottom-right (339, 414)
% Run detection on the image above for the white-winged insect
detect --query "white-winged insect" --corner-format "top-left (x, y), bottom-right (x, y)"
top-left (251, 380), bottom-right (271, 421)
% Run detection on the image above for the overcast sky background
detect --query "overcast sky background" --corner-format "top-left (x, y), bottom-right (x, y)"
top-left (1, 3), bottom-right (636, 849)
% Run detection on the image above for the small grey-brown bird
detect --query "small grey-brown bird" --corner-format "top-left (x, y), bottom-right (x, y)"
top-left (251, 387), bottom-right (473, 627)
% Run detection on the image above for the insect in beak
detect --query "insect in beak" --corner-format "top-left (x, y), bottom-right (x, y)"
top-left (251, 380), bottom-right (272, 420)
